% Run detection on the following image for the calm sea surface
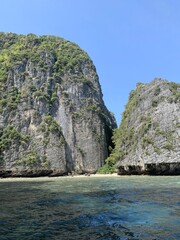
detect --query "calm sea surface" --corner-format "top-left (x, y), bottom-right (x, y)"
top-left (0, 176), bottom-right (180, 240)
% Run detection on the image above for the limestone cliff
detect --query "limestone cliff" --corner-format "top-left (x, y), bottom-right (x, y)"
top-left (110, 79), bottom-right (180, 175)
top-left (0, 32), bottom-right (116, 177)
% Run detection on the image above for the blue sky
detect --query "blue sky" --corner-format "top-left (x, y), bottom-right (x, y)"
top-left (1, 0), bottom-right (180, 124)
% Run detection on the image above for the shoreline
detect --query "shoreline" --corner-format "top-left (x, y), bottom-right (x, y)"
top-left (0, 173), bottom-right (179, 182)
top-left (0, 173), bottom-right (119, 181)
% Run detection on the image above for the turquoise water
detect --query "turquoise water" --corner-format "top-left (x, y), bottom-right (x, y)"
top-left (0, 176), bottom-right (180, 240)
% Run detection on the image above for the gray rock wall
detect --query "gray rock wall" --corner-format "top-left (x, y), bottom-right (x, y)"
top-left (116, 79), bottom-right (180, 175)
top-left (0, 33), bottom-right (116, 177)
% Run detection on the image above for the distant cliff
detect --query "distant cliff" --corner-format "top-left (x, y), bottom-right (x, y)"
top-left (0, 32), bottom-right (116, 177)
top-left (108, 79), bottom-right (180, 175)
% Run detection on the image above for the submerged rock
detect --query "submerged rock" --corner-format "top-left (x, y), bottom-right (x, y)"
top-left (113, 79), bottom-right (180, 175)
top-left (0, 32), bottom-right (116, 177)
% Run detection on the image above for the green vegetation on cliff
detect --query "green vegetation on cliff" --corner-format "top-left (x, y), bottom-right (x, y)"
top-left (0, 32), bottom-right (92, 113)
top-left (0, 125), bottom-right (30, 162)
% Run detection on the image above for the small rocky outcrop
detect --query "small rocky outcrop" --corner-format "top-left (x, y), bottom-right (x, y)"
top-left (111, 79), bottom-right (180, 175)
top-left (0, 32), bottom-right (116, 177)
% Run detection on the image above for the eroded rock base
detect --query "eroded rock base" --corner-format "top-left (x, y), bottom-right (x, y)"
top-left (118, 163), bottom-right (180, 175)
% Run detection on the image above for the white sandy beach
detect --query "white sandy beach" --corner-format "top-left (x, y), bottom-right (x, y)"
top-left (0, 173), bottom-right (127, 182)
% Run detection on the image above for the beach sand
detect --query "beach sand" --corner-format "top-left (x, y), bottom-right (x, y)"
top-left (0, 173), bottom-right (121, 182)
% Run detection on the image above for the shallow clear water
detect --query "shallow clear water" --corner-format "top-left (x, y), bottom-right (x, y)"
top-left (0, 176), bottom-right (180, 240)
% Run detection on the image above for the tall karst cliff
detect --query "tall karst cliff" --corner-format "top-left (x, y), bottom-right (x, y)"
top-left (0, 32), bottom-right (116, 177)
top-left (109, 79), bottom-right (180, 175)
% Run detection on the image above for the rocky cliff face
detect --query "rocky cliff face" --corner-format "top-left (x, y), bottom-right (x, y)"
top-left (111, 79), bottom-right (180, 175)
top-left (0, 32), bottom-right (116, 177)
